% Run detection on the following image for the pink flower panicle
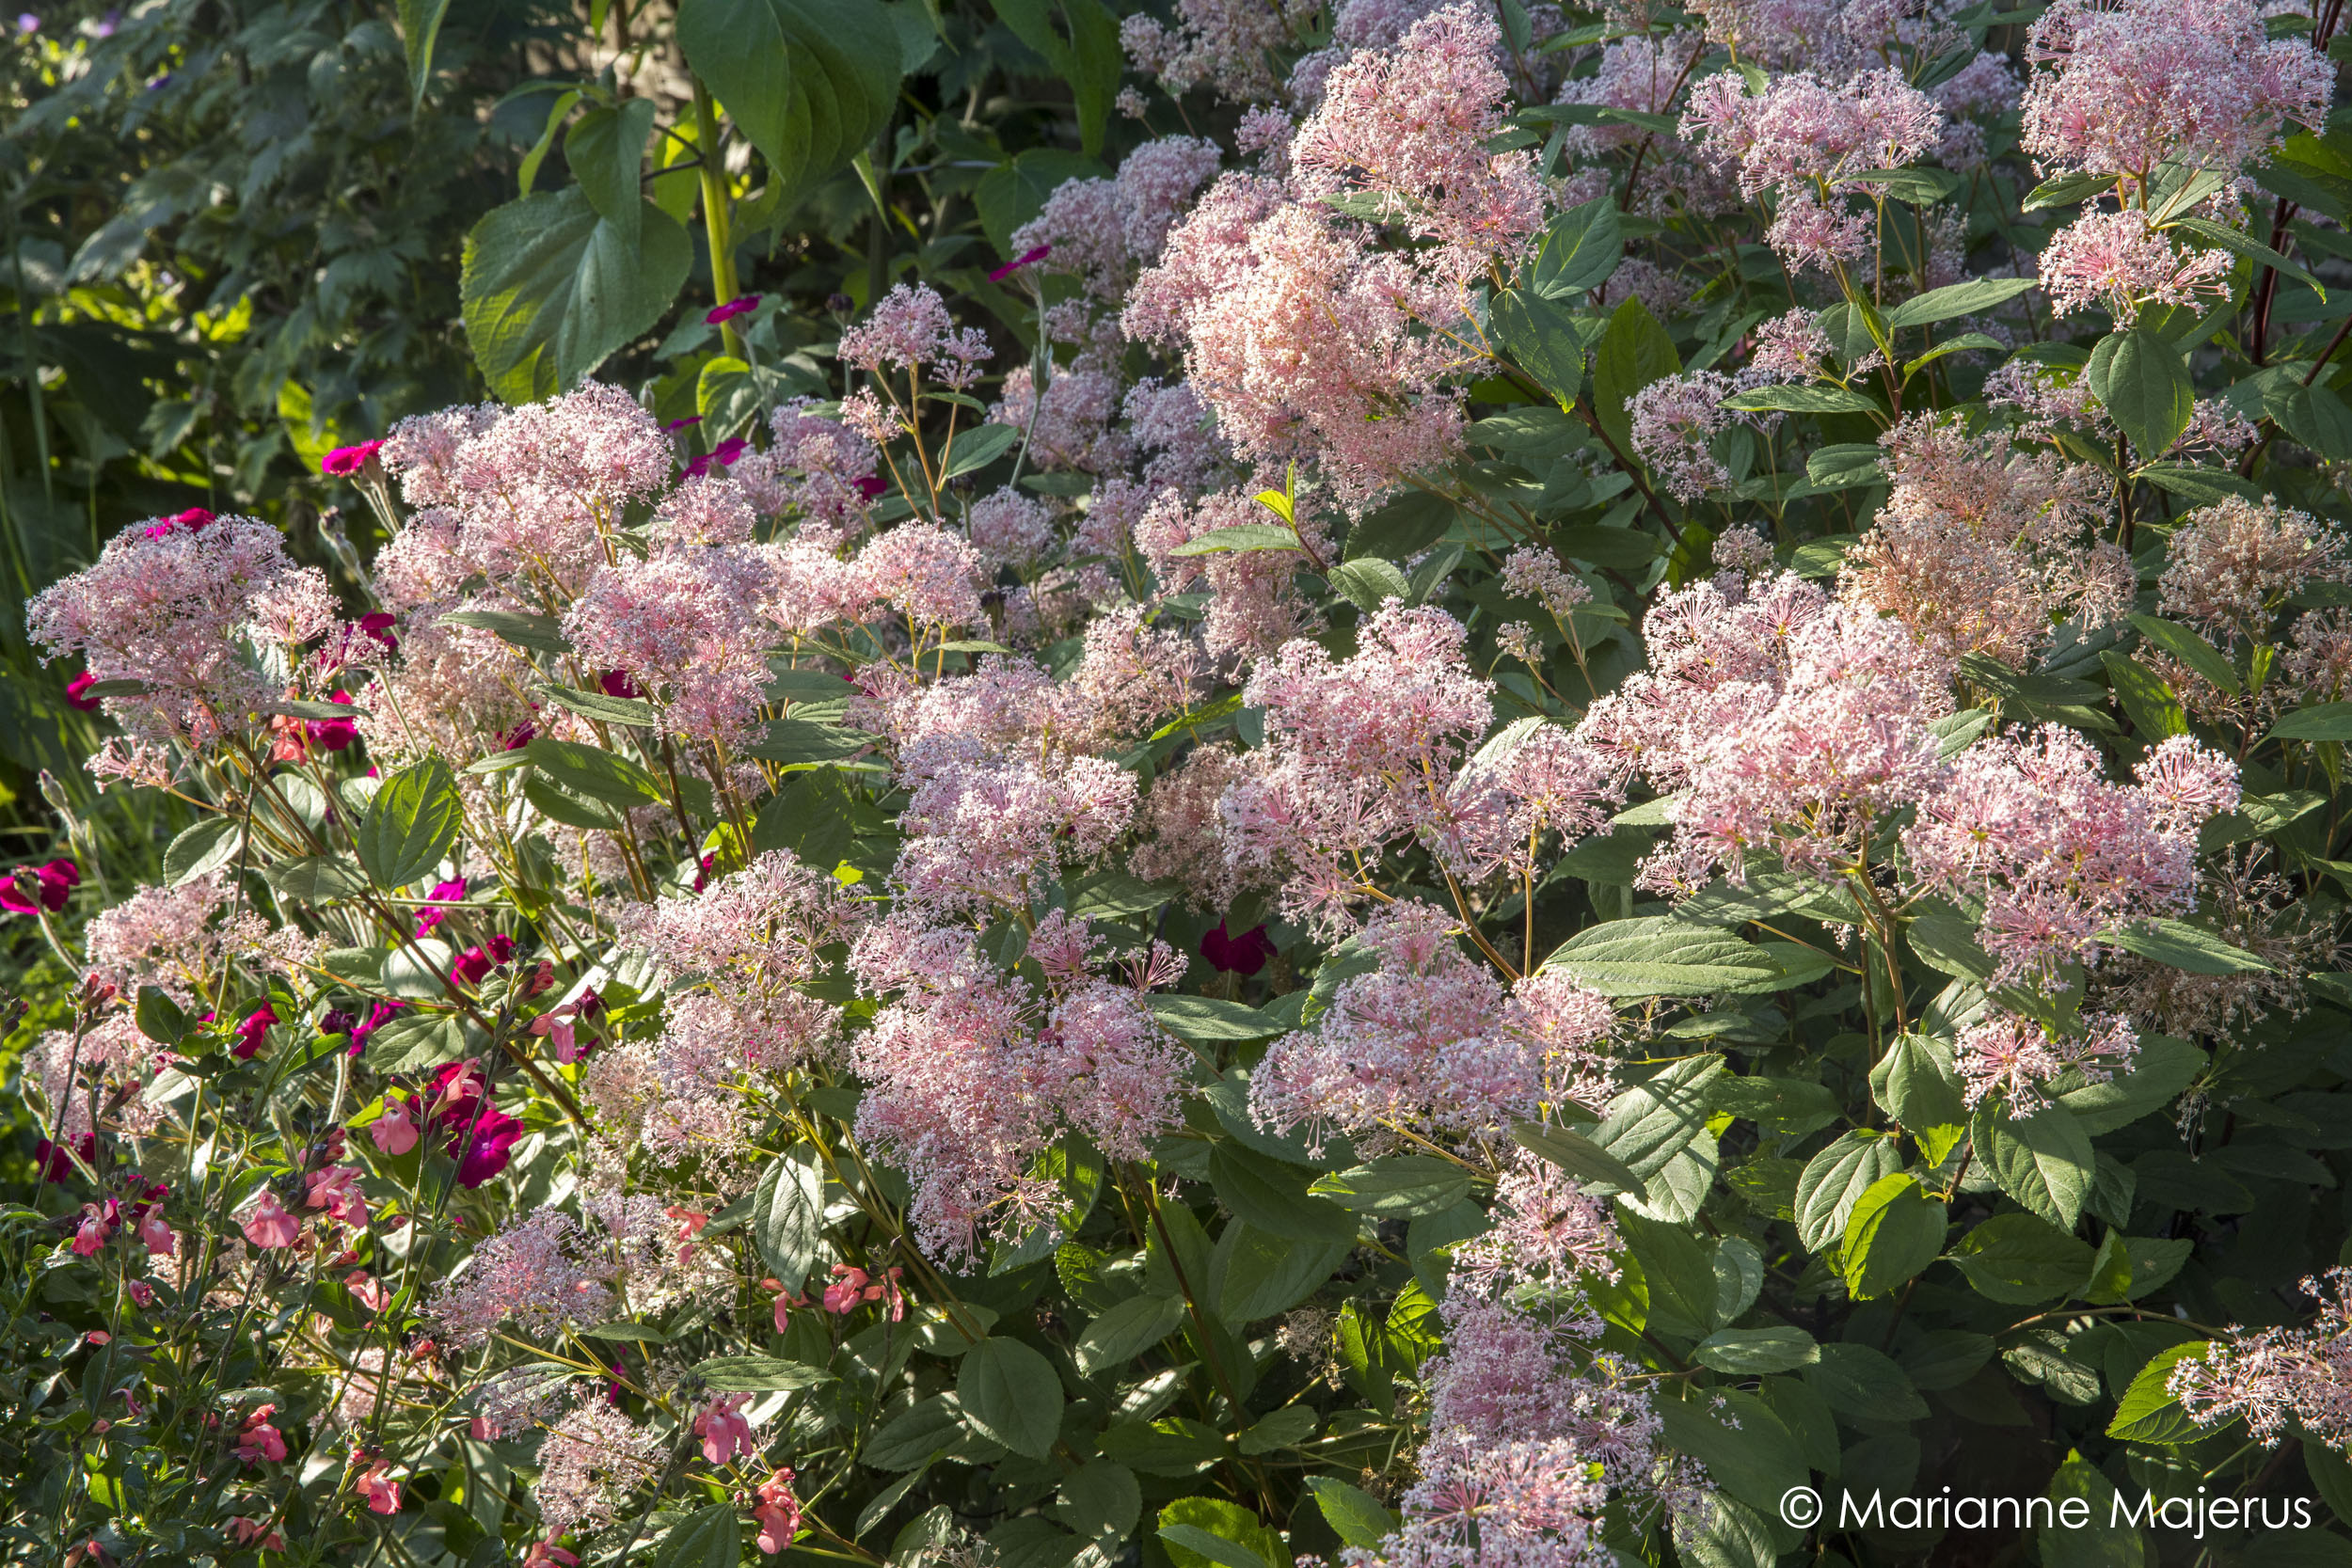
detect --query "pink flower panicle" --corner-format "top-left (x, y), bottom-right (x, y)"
top-left (2174, 1268), bottom-right (2352, 1447)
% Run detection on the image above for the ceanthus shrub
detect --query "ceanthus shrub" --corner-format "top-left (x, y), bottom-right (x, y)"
top-left (16, 0), bottom-right (2352, 1561)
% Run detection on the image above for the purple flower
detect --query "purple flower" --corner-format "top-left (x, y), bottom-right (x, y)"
top-left (988, 245), bottom-right (1052, 282)
top-left (322, 439), bottom-right (386, 477)
top-left (18, 15), bottom-right (40, 33)
top-left (347, 999), bottom-right (405, 1057)
top-left (0, 859), bottom-right (78, 914)
top-left (706, 295), bottom-right (761, 325)
top-left (1200, 921), bottom-right (1276, 976)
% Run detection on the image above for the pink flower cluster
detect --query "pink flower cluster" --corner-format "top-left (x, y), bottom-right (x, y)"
top-left (2174, 1268), bottom-right (2352, 1447)
top-left (1250, 901), bottom-right (1618, 1149)
top-left (1903, 727), bottom-right (2239, 987)
top-left (850, 911), bottom-right (1188, 1258)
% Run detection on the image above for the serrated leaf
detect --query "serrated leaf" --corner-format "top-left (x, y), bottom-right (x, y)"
top-left (2109, 918), bottom-right (2272, 975)
top-left (2086, 327), bottom-right (2194, 460)
top-left (1170, 524), bottom-right (1302, 558)
top-left (460, 186), bottom-right (692, 402)
top-left (1541, 917), bottom-right (1786, 996)
top-left (1692, 1325), bottom-right (1821, 1374)
top-left (538, 682), bottom-right (658, 728)
top-left (357, 758), bottom-right (465, 889)
top-left (1073, 1292), bottom-right (1187, 1375)
top-left (1975, 1101), bottom-right (2094, 1228)
top-left (164, 816), bottom-right (243, 886)
top-left (1795, 1132), bottom-right (1902, 1251)
top-left (1883, 275), bottom-right (2041, 329)
top-left (692, 1354), bottom-right (832, 1390)
top-left (755, 1147), bottom-right (826, 1289)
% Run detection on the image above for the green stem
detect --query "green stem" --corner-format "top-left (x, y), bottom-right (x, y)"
top-left (692, 83), bottom-right (743, 360)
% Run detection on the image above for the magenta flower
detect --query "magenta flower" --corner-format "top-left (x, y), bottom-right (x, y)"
top-left (988, 245), bottom-right (1052, 282)
top-left (451, 1105), bottom-right (524, 1187)
top-left (415, 877), bottom-right (467, 937)
top-left (663, 414), bottom-right (704, 432)
top-left (598, 668), bottom-right (639, 699)
top-left (141, 506), bottom-right (215, 540)
top-left (358, 610), bottom-right (400, 653)
top-left (306, 688), bottom-right (358, 752)
top-left (230, 1004), bottom-right (278, 1061)
top-left (321, 439), bottom-right (386, 477)
top-left (451, 932), bottom-right (516, 987)
top-left (682, 436), bottom-right (749, 479)
top-left (65, 670), bottom-right (102, 711)
top-left (707, 295), bottom-right (761, 325)
top-left (0, 858), bottom-right (78, 914)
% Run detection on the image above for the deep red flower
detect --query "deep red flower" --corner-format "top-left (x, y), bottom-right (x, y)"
top-left (451, 933), bottom-right (516, 987)
top-left (322, 439), bottom-right (386, 476)
top-left (1, 859), bottom-right (78, 914)
top-left (599, 669), bottom-right (639, 699)
top-left (1200, 922), bottom-right (1277, 976)
top-left (358, 611), bottom-right (400, 654)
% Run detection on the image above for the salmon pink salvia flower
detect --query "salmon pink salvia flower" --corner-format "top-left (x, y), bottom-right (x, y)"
top-left (241, 1191), bottom-right (301, 1250)
top-left (754, 1469), bottom-right (802, 1554)
top-left (693, 1393), bottom-right (759, 1465)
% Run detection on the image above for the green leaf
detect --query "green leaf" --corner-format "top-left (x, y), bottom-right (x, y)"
top-left (1238, 1406), bottom-right (1318, 1454)
top-left (1883, 275), bottom-right (2041, 329)
top-left (164, 816), bottom-right (243, 886)
top-left (675, 0), bottom-right (902, 212)
top-left (1719, 384), bottom-right (1883, 414)
top-left (1309, 1157), bottom-right (1471, 1218)
top-left (1073, 1292), bottom-right (1186, 1375)
top-left (1539, 916), bottom-right (1786, 996)
top-left (2169, 214), bottom-right (2326, 297)
top-left (1159, 1500), bottom-right (1288, 1568)
top-left (1795, 1132), bottom-right (1902, 1251)
top-left (2267, 701), bottom-right (2352, 741)
top-left (394, 0), bottom-right (455, 107)
top-left (990, 0), bottom-right (1123, 154)
top-left (1947, 1212), bottom-right (2098, 1305)
top-left (526, 736), bottom-right (667, 809)
top-left (1304, 1478), bottom-right (1400, 1552)
top-left (1693, 1324), bottom-right (1822, 1374)
top-left (358, 758), bottom-right (465, 889)
top-left (1347, 491), bottom-right (1455, 561)
top-left (2042, 1449), bottom-right (2149, 1568)
top-left (1159, 1527), bottom-right (1270, 1568)
top-left (1681, 1497), bottom-right (1780, 1568)
top-left (2106, 1340), bottom-right (2211, 1442)
top-left (1975, 1101), bottom-right (2094, 1229)
top-left (1169, 523), bottom-right (1302, 558)
top-left (2103, 650), bottom-right (2188, 740)
top-left (460, 186), bottom-right (692, 402)
top-left (524, 772), bottom-right (622, 830)
top-left (2109, 918), bottom-right (2272, 975)
top-left (2127, 614), bottom-right (2239, 694)
top-left (1056, 1460), bottom-right (1142, 1543)
top-left (2085, 327), bottom-right (2195, 460)
top-left (262, 855), bottom-right (368, 902)
top-left (564, 99), bottom-right (659, 246)
top-left (1654, 1390), bottom-right (1809, 1532)
top-left (1804, 1341), bottom-right (1929, 1420)
top-left (135, 987), bottom-right (190, 1046)
top-left (1841, 1173), bottom-right (1947, 1300)
top-left (1216, 1225), bottom-right (1349, 1323)
top-left (1592, 296), bottom-right (1680, 459)
top-left (1592, 1056), bottom-right (1724, 1181)
top-left (2024, 170), bottom-right (2114, 211)
top-left (1490, 286), bottom-right (1586, 409)
top-left (1870, 1033), bottom-right (1966, 1155)
top-left (645, 1504), bottom-right (742, 1568)
top-left (1524, 196), bottom-right (1624, 297)
top-left (691, 1354), bottom-right (832, 1390)
top-left (438, 607), bottom-right (568, 653)
top-left (957, 1338), bottom-right (1063, 1459)
top-left (1146, 994), bottom-right (1281, 1042)
top-left (754, 1147), bottom-right (826, 1289)
top-left (1328, 557), bottom-right (1413, 614)
top-left (1805, 442), bottom-right (1885, 489)
top-left (942, 422), bottom-right (1020, 479)
top-left (538, 682), bottom-right (658, 728)
top-left (1511, 1119), bottom-right (1644, 1194)
top-left (1210, 1146), bottom-right (1359, 1243)
top-left (975, 149), bottom-right (1107, 258)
